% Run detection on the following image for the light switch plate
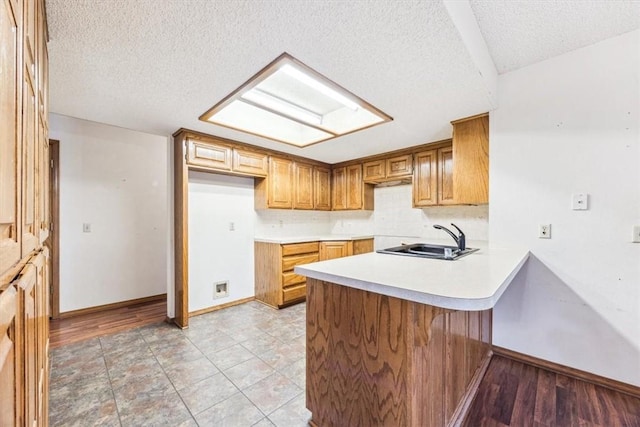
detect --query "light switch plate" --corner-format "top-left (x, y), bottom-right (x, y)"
top-left (82, 223), bottom-right (91, 233)
top-left (633, 225), bottom-right (640, 243)
top-left (572, 193), bottom-right (588, 210)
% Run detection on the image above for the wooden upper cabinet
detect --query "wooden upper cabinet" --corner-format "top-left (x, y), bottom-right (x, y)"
top-left (293, 162), bottom-right (314, 210)
top-left (386, 154), bottom-right (413, 178)
top-left (331, 166), bottom-right (347, 210)
top-left (232, 148), bottom-right (268, 177)
top-left (36, 0), bottom-right (47, 128)
top-left (319, 241), bottom-right (352, 260)
top-left (412, 144), bottom-right (454, 207)
top-left (186, 139), bottom-right (232, 171)
top-left (313, 167), bottom-right (331, 211)
top-left (437, 145), bottom-right (455, 205)
top-left (265, 156), bottom-right (293, 209)
top-left (0, 0), bottom-right (22, 281)
top-left (413, 149), bottom-right (438, 207)
top-left (332, 164), bottom-right (373, 211)
top-left (363, 160), bottom-right (385, 182)
top-left (451, 114), bottom-right (489, 204)
top-left (22, 59), bottom-right (38, 258)
top-left (363, 154), bottom-right (413, 183)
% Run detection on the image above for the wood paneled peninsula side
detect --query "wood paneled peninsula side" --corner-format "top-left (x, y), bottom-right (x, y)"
top-left (295, 242), bottom-right (529, 426)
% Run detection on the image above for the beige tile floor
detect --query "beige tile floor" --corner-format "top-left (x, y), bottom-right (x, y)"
top-left (49, 301), bottom-right (309, 426)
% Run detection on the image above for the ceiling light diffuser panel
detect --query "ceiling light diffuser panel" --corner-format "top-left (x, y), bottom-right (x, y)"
top-left (199, 53), bottom-right (392, 147)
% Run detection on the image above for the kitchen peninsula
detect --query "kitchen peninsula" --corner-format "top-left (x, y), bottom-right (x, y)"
top-left (295, 243), bottom-right (529, 426)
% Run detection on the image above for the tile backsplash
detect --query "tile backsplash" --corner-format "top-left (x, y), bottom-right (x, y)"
top-left (256, 184), bottom-right (488, 247)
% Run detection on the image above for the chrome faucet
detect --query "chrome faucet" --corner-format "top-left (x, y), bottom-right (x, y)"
top-left (433, 223), bottom-right (466, 251)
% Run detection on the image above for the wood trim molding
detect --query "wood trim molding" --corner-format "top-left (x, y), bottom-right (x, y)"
top-left (492, 346), bottom-right (640, 399)
top-left (450, 350), bottom-right (494, 427)
top-left (188, 297), bottom-right (255, 317)
top-left (58, 293), bottom-right (167, 319)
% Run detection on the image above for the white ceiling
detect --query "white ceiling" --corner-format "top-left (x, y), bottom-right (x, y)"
top-left (45, 0), bottom-right (639, 164)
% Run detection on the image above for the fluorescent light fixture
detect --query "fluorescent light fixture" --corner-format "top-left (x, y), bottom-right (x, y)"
top-left (280, 64), bottom-right (360, 111)
top-left (241, 88), bottom-right (322, 125)
top-left (199, 53), bottom-right (392, 147)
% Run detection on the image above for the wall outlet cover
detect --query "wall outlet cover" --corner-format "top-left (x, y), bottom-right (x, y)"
top-left (571, 193), bottom-right (588, 210)
top-left (538, 224), bottom-right (551, 239)
top-left (633, 225), bottom-right (640, 243)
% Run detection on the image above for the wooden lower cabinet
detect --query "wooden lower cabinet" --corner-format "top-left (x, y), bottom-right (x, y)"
top-left (0, 285), bottom-right (20, 427)
top-left (319, 241), bottom-right (351, 260)
top-left (255, 241), bottom-right (319, 308)
top-left (255, 239), bottom-right (374, 308)
top-left (0, 250), bottom-right (49, 427)
top-left (306, 278), bottom-right (492, 426)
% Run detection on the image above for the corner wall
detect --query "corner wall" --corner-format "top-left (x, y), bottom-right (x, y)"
top-left (490, 30), bottom-right (640, 386)
top-left (50, 114), bottom-right (170, 313)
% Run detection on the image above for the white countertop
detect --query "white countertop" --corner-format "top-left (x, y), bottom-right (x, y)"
top-left (255, 235), bottom-right (374, 244)
top-left (295, 241), bottom-right (529, 311)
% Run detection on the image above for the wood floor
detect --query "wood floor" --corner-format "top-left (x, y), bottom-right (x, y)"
top-left (464, 355), bottom-right (640, 427)
top-left (49, 298), bottom-right (167, 348)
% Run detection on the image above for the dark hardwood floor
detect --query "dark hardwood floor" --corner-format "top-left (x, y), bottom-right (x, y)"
top-left (464, 355), bottom-right (640, 427)
top-left (49, 299), bottom-right (167, 348)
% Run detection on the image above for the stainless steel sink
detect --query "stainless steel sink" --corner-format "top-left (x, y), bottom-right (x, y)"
top-left (377, 243), bottom-right (479, 260)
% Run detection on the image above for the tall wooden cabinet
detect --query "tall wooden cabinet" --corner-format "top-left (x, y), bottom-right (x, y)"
top-left (0, 0), bottom-right (50, 425)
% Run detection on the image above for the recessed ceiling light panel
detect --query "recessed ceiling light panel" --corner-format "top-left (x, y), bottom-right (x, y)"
top-left (199, 53), bottom-right (392, 147)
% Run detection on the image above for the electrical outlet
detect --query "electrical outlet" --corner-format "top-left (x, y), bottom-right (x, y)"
top-left (633, 225), bottom-right (640, 243)
top-left (538, 224), bottom-right (551, 239)
top-left (229, 222), bottom-right (235, 231)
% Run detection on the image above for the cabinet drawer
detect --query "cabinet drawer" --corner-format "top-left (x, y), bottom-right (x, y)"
top-left (282, 253), bottom-right (319, 272)
top-left (186, 139), bottom-right (232, 171)
top-left (281, 242), bottom-right (319, 256)
top-left (282, 271), bottom-right (306, 287)
top-left (283, 284), bottom-right (306, 304)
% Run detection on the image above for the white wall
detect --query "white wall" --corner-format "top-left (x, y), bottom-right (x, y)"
top-left (50, 114), bottom-right (170, 312)
top-left (254, 209), bottom-right (331, 237)
top-left (331, 185), bottom-right (489, 249)
top-left (188, 172), bottom-right (255, 312)
top-left (490, 30), bottom-right (640, 386)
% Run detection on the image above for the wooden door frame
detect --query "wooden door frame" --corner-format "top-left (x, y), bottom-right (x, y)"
top-left (49, 139), bottom-right (59, 318)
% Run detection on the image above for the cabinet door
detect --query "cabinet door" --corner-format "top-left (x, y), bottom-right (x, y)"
top-left (352, 238), bottom-right (374, 255)
top-left (0, 285), bottom-right (19, 427)
top-left (267, 157), bottom-right (293, 209)
top-left (451, 114), bottom-right (489, 204)
top-left (345, 164), bottom-right (363, 210)
top-left (313, 167), bottom-right (331, 211)
top-left (37, 0), bottom-right (47, 128)
top-left (186, 139), bottom-right (232, 171)
top-left (363, 159), bottom-right (385, 182)
top-left (293, 162), bottom-right (314, 210)
top-left (413, 149), bottom-right (438, 207)
top-left (331, 167), bottom-right (346, 210)
top-left (438, 146), bottom-right (455, 205)
top-left (17, 264), bottom-right (37, 427)
top-left (387, 154), bottom-right (413, 178)
top-left (0, 0), bottom-right (21, 279)
top-left (319, 241), bottom-right (352, 261)
top-left (232, 148), bottom-right (268, 177)
top-left (22, 59), bottom-right (38, 257)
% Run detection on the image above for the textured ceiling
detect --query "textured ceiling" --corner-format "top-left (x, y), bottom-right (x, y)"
top-left (46, 0), bottom-right (639, 163)
top-left (470, 0), bottom-right (640, 74)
